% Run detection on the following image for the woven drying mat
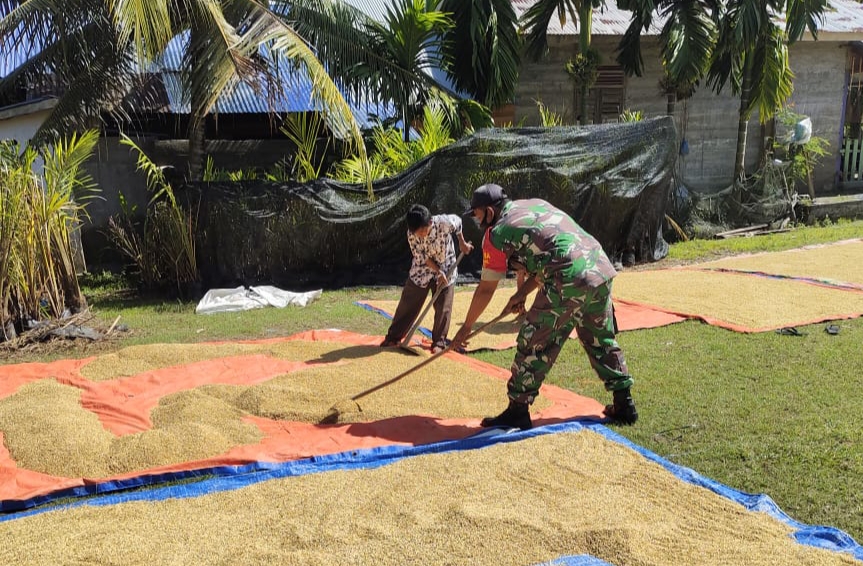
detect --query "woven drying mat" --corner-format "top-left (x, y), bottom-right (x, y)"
top-left (695, 239), bottom-right (863, 289)
top-left (612, 268), bottom-right (863, 332)
top-left (0, 340), bottom-right (551, 478)
top-left (1, 430), bottom-right (858, 566)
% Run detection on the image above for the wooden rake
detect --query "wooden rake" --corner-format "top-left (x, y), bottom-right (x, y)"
top-left (398, 251), bottom-right (466, 355)
top-left (321, 311), bottom-right (510, 424)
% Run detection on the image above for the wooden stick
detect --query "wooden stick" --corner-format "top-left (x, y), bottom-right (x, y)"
top-left (106, 315), bottom-right (122, 336)
top-left (399, 251), bottom-right (466, 351)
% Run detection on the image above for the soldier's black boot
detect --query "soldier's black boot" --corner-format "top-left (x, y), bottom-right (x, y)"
top-left (604, 388), bottom-right (638, 425)
top-left (480, 400), bottom-right (532, 430)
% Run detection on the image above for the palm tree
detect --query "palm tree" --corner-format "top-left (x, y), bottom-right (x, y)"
top-left (0, 0), bottom-right (419, 185)
top-left (618, 0), bottom-right (828, 182)
top-left (360, 0), bottom-right (453, 141)
top-left (706, 0), bottom-right (828, 182)
top-left (438, 0), bottom-right (521, 110)
top-left (520, 0), bottom-right (606, 125)
top-left (616, 0), bottom-right (718, 117)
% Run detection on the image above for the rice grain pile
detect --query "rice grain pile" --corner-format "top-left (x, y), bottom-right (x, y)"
top-left (80, 341), bottom-right (345, 381)
top-left (0, 380), bottom-right (115, 477)
top-left (1, 342), bottom-right (549, 476)
top-left (0, 381), bottom-right (262, 476)
top-left (612, 269), bottom-right (863, 329)
top-left (698, 240), bottom-right (863, 287)
top-left (2, 430), bottom-right (858, 566)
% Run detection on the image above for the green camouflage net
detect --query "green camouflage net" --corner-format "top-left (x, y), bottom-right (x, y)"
top-left (186, 116), bottom-right (678, 289)
top-left (683, 159), bottom-right (798, 239)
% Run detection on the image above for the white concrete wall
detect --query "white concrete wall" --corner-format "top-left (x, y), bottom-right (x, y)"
top-left (0, 107), bottom-right (53, 172)
top-left (0, 109), bottom-right (51, 146)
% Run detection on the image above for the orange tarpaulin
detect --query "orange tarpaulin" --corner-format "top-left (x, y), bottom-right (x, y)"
top-left (357, 296), bottom-right (688, 352)
top-left (0, 330), bottom-right (605, 507)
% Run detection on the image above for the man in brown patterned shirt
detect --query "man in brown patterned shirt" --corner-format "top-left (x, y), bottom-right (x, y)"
top-left (381, 204), bottom-right (473, 353)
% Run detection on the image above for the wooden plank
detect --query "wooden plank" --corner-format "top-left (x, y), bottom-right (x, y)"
top-left (841, 137), bottom-right (862, 183)
top-left (714, 224), bottom-right (770, 238)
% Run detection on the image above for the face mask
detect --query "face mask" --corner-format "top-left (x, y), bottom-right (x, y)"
top-left (478, 207), bottom-right (495, 231)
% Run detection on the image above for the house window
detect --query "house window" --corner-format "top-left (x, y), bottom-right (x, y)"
top-left (575, 66), bottom-right (626, 124)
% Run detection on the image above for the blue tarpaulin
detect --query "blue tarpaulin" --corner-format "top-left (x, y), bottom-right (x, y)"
top-left (2, 420), bottom-right (861, 564)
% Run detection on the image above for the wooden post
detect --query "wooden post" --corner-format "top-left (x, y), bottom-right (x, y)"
top-left (803, 147), bottom-right (815, 199)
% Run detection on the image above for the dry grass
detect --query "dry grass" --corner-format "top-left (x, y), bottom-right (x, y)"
top-left (2, 430), bottom-right (858, 566)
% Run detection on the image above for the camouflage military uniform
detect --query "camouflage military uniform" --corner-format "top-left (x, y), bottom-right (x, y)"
top-left (489, 199), bottom-right (633, 404)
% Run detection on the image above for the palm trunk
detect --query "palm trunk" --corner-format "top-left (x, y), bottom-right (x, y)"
top-left (188, 116), bottom-right (206, 181)
top-left (187, 26), bottom-right (207, 181)
top-left (578, 5), bottom-right (592, 126)
top-left (734, 66), bottom-right (753, 182)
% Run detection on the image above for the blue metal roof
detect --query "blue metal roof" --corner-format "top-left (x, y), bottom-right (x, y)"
top-left (152, 32), bottom-right (396, 128)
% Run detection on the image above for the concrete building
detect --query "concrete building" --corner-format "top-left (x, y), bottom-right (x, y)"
top-left (510, 0), bottom-right (863, 195)
top-left (0, 96), bottom-right (57, 170)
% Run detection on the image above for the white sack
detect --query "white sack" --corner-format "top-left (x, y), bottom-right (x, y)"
top-left (195, 286), bottom-right (322, 315)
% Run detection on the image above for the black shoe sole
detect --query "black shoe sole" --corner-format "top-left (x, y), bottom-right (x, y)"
top-left (480, 417), bottom-right (532, 431)
top-left (603, 404), bottom-right (638, 425)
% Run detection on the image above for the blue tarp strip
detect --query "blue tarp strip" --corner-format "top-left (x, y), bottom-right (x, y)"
top-left (354, 300), bottom-right (433, 338)
top-left (536, 555), bottom-right (615, 566)
top-left (3, 421), bottom-right (862, 562)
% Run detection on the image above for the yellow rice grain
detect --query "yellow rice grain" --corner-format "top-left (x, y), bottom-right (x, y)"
top-left (0, 431), bottom-right (857, 566)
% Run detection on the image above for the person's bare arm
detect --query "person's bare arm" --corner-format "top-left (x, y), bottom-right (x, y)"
top-left (457, 231), bottom-right (474, 256)
top-left (505, 276), bottom-right (540, 314)
top-left (450, 279), bottom-right (499, 349)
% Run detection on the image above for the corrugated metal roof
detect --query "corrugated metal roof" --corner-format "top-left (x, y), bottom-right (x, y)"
top-left (511, 0), bottom-right (662, 36)
top-left (785, 0), bottom-right (863, 35)
top-left (511, 0), bottom-right (863, 36)
top-left (151, 32), bottom-right (395, 127)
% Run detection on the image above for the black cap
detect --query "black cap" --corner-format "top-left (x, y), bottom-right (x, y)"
top-left (463, 183), bottom-right (508, 215)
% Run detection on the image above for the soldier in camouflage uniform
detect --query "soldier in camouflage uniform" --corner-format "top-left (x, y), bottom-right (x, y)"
top-left (452, 184), bottom-right (637, 430)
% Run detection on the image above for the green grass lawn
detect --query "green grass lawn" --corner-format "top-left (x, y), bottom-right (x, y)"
top-left (4, 219), bottom-right (863, 542)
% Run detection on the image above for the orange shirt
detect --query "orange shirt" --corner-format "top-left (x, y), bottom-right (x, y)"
top-left (482, 227), bottom-right (507, 274)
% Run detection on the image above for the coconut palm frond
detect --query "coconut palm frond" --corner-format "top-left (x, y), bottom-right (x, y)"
top-left (0, 2), bottom-right (143, 145)
top-left (112, 0), bottom-right (174, 61)
top-left (520, 0), bottom-right (560, 61)
top-left (180, 1), bottom-right (261, 125)
top-left (784, 0), bottom-right (828, 41)
top-left (615, 16), bottom-right (647, 77)
top-left (273, 0), bottom-right (390, 100)
top-left (659, 0), bottom-right (716, 88)
top-left (0, 0), bottom-right (99, 50)
top-left (439, 0), bottom-right (520, 108)
top-left (705, 20), bottom-right (737, 93)
top-left (239, 2), bottom-right (364, 146)
top-left (748, 25), bottom-right (793, 122)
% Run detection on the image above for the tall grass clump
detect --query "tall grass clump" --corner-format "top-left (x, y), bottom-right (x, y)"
top-left (0, 131), bottom-right (100, 341)
top-left (330, 99), bottom-right (454, 183)
top-left (106, 135), bottom-right (199, 297)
